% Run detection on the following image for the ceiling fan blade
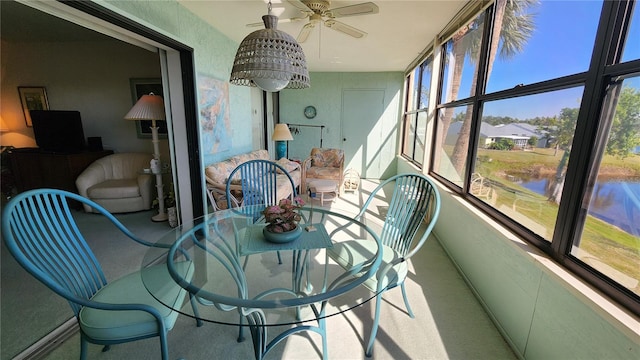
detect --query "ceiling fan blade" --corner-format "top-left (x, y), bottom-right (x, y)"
top-left (288, 0), bottom-right (313, 13)
top-left (327, 2), bottom-right (379, 18)
top-left (246, 16), bottom-right (306, 28)
top-left (246, 20), bottom-right (266, 28)
top-left (297, 22), bottom-right (315, 43)
top-left (324, 19), bottom-right (367, 39)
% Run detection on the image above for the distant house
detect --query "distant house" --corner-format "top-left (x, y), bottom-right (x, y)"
top-left (446, 121), bottom-right (547, 149)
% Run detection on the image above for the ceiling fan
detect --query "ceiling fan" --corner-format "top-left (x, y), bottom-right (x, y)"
top-left (248, 0), bottom-right (379, 43)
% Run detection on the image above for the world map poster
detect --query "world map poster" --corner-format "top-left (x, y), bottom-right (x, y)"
top-left (198, 74), bottom-right (231, 153)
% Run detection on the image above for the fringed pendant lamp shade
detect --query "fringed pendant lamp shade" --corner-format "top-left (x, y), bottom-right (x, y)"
top-left (230, 2), bottom-right (310, 92)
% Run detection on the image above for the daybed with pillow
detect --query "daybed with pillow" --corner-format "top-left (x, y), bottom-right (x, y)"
top-left (204, 149), bottom-right (301, 211)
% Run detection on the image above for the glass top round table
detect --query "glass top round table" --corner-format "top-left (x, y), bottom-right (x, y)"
top-left (141, 205), bottom-right (382, 359)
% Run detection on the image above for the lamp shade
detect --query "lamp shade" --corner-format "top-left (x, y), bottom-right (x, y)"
top-left (124, 94), bottom-right (166, 121)
top-left (272, 124), bottom-right (293, 141)
top-left (230, 12), bottom-right (310, 92)
top-left (0, 115), bottom-right (9, 132)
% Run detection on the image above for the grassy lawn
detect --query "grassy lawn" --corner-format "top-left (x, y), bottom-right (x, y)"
top-left (477, 147), bottom-right (640, 178)
top-left (473, 147), bottom-right (640, 294)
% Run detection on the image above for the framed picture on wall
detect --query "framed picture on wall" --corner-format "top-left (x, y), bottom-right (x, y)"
top-left (18, 86), bottom-right (49, 127)
top-left (129, 78), bottom-right (167, 139)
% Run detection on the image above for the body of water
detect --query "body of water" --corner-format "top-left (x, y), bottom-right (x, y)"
top-left (521, 178), bottom-right (640, 236)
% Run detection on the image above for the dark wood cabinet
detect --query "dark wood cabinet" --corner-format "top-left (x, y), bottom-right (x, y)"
top-left (9, 149), bottom-right (113, 194)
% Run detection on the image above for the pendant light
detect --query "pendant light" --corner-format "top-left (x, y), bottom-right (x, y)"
top-left (230, 1), bottom-right (310, 92)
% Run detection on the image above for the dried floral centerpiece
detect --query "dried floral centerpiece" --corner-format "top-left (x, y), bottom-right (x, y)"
top-left (262, 197), bottom-right (305, 233)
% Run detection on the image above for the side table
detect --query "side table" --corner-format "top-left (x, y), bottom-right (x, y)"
top-left (309, 179), bottom-right (338, 205)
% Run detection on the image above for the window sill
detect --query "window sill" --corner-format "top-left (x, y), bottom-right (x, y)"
top-left (438, 182), bottom-right (640, 340)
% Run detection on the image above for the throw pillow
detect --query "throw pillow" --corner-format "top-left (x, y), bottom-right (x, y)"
top-left (275, 158), bottom-right (300, 174)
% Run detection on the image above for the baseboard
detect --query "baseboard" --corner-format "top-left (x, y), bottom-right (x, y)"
top-left (14, 318), bottom-right (78, 360)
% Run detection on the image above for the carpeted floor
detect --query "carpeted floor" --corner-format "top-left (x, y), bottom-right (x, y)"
top-left (3, 181), bottom-right (517, 360)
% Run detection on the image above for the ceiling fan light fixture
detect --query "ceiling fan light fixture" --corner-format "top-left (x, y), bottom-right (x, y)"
top-left (288, 0), bottom-right (378, 44)
top-left (230, 3), bottom-right (310, 92)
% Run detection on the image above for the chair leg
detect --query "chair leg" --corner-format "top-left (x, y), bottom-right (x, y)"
top-left (400, 282), bottom-right (415, 318)
top-left (101, 345), bottom-right (111, 352)
top-left (238, 316), bottom-right (246, 342)
top-left (365, 292), bottom-right (384, 357)
top-left (159, 329), bottom-right (169, 360)
top-left (189, 293), bottom-right (204, 327)
top-left (80, 334), bottom-right (88, 360)
top-left (276, 250), bottom-right (283, 264)
top-left (319, 315), bottom-right (328, 360)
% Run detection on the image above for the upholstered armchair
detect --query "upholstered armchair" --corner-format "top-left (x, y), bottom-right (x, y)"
top-left (76, 153), bottom-right (154, 213)
top-left (301, 148), bottom-right (345, 195)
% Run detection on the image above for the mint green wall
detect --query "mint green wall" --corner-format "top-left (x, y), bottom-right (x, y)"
top-left (100, 2), bottom-right (640, 357)
top-left (280, 72), bottom-right (403, 179)
top-left (104, 0), bottom-right (253, 165)
top-left (397, 158), bottom-right (639, 359)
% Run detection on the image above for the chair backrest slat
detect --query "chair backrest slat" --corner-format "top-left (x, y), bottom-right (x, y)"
top-left (33, 194), bottom-right (103, 299)
top-left (362, 174), bottom-right (440, 257)
top-left (2, 190), bottom-right (116, 316)
top-left (226, 159), bottom-right (298, 211)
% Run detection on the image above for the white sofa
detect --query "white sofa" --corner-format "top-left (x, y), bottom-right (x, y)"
top-left (204, 149), bottom-right (301, 211)
top-left (75, 153), bottom-right (154, 213)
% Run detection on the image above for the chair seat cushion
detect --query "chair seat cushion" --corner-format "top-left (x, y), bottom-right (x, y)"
top-left (87, 179), bottom-right (140, 199)
top-left (306, 167), bottom-right (341, 179)
top-left (328, 240), bottom-right (407, 292)
top-left (79, 261), bottom-right (193, 342)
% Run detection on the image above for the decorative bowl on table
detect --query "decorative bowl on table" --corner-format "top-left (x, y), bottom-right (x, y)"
top-left (262, 197), bottom-right (305, 243)
top-left (263, 225), bottom-right (302, 243)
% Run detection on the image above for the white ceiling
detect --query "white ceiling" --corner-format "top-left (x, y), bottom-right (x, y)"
top-left (178, 0), bottom-right (468, 72)
top-left (1, 0), bottom-right (468, 73)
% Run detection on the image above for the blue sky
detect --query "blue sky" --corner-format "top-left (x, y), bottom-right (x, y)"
top-left (459, 0), bottom-right (639, 120)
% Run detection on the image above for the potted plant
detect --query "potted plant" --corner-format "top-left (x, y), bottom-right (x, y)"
top-left (165, 186), bottom-right (178, 227)
top-left (261, 197), bottom-right (305, 243)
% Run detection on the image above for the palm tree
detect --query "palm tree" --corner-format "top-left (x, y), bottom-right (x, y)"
top-left (439, 0), bottom-right (538, 176)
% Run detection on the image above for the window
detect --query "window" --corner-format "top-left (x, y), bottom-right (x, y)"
top-left (424, 0), bottom-right (639, 314)
top-left (474, 87), bottom-right (583, 241)
top-left (433, 103), bottom-right (474, 185)
top-left (621, 2), bottom-right (640, 63)
top-left (574, 75), bottom-right (640, 298)
top-left (485, 1), bottom-right (600, 93)
top-left (440, 14), bottom-right (485, 103)
top-left (401, 57), bottom-right (433, 165)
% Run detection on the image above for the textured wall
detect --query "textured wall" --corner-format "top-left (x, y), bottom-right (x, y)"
top-left (104, 0), bottom-right (253, 166)
top-left (0, 40), bottom-right (163, 155)
top-left (398, 157), bottom-right (639, 359)
top-left (280, 72), bottom-right (403, 178)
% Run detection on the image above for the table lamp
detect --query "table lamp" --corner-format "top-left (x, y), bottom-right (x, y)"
top-left (124, 93), bottom-right (168, 222)
top-left (0, 115), bottom-right (9, 132)
top-left (272, 123), bottom-right (293, 160)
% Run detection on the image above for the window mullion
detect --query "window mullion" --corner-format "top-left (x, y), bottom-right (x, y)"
top-left (550, 0), bottom-right (623, 257)
top-left (464, 5), bottom-right (494, 194)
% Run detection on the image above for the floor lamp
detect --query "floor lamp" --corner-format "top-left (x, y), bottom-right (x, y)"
top-left (272, 123), bottom-right (293, 160)
top-left (124, 93), bottom-right (168, 222)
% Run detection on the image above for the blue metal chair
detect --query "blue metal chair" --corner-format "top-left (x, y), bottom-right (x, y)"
top-left (225, 159), bottom-right (298, 210)
top-left (327, 173), bottom-right (441, 357)
top-left (1, 189), bottom-right (202, 360)
top-left (226, 159), bottom-right (299, 264)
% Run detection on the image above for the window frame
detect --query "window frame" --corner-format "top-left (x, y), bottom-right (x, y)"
top-left (401, 57), bottom-right (433, 166)
top-left (422, 0), bottom-right (640, 315)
